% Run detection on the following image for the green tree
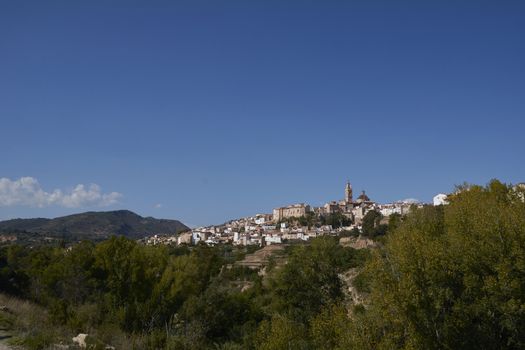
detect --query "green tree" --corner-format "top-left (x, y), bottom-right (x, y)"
top-left (321, 212), bottom-right (352, 229)
top-left (269, 237), bottom-right (346, 323)
top-left (387, 213), bottom-right (402, 233)
top-left (309, 304), bottom-right (351, 350)
top-left (356, 180), bottom-right (525, 349)
top-left (254, 315), bottom-right (310, 350)
top-left (179, 281), bottom-right (256, 345)
top-left (361, 210), bottom-right (383, 237)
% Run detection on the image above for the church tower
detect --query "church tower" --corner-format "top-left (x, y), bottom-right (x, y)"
top-left (345, 181), bottom-right (353, 203)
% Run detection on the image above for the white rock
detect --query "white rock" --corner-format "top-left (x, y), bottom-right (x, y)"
top-left (72, 333), bottom-right (88, 348)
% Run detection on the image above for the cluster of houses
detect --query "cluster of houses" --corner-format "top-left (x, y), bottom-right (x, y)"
top-left (140, 182), bottom-right (525, 247)
top-left (143, 181), bottom-right (427, 247)
top-left (189, 220), bottom-right (337, 246)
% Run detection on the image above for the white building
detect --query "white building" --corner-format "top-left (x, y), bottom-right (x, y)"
top-left (433, 193), bottom-right (448, 206)
top-left (379, 202), bottom-right (413, 216)
top-left (264, 235), bottom-right (282, 244)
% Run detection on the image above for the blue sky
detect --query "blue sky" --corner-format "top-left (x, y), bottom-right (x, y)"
top-left (1, 0), bottom-right (524, 226)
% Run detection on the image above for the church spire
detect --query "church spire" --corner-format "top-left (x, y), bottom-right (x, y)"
top-left (345, 181), bottom-right (353, 203)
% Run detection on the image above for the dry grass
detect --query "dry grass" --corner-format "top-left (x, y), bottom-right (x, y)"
top-left (0, 294), bottom-right (187, 349)
top-left (0, 293), bottom-right (72, 349)
top-left (0, 293), bottom-right (47, 329)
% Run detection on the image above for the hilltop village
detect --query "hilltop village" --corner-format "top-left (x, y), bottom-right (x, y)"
top-left (144, 182), bottom-right (431, 247)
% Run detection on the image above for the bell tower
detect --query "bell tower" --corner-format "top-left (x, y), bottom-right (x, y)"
top-left (345, 181), bottom-right (353, 203)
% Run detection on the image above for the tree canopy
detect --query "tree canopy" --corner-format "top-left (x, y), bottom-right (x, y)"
top-left (355, 180), bottom-right (525, 349)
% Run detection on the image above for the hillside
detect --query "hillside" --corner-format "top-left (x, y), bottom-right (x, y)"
top-left (0, 210), bottom-right (189, 241)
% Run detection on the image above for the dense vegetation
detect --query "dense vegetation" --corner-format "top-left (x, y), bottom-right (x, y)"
top-left (0, 179), bottom-right (524, 349)
top-left (0, 235), bottom-right (366, 349)
top-left (355, 180), bottom-right (525, 349)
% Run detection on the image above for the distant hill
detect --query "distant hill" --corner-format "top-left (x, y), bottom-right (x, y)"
top-left (0, 210), bottom-right (190, 241)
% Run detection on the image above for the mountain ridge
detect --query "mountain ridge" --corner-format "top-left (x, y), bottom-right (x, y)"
top-left (0, 210), bottom-right (190, 241)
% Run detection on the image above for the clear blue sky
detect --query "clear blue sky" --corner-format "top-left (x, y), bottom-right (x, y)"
top-left (1, 0), bottom-right (524, 226)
